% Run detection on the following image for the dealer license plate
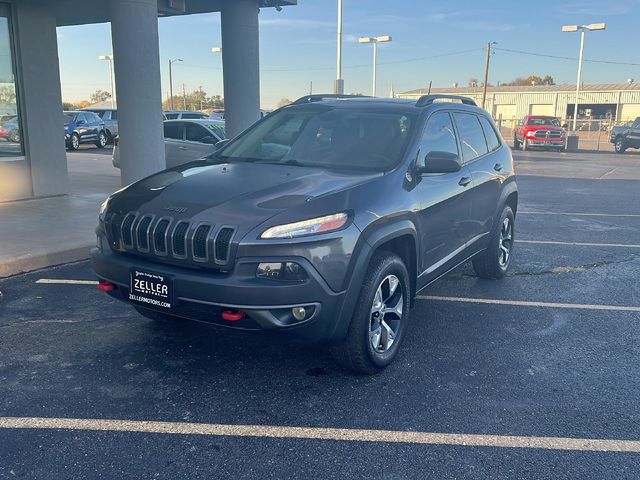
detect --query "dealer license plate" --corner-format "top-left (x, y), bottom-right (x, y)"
top-left (129, 269), bottom-right (173, 309)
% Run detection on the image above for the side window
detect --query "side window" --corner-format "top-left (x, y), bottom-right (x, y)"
top-left (109, 110), bottom-right (117, 120)
top-left (478, 116), bottom-right (501, 152)
top-left (77, 113), bottom-right (87, 124)
top-left (632, 118), bottom-right (640, 129)
top-left (185, 123), bottom-right (210, 142)
top-left (90, 113), bottom-right (101, 123)
top-left (165, 113), bottom-right (178, 120)
top-left (163, 122), bottom-right (183, 140)
top-left (452, 112), bottom-right (489, 162)
top-left (418, 111), bottom-right (458, 166)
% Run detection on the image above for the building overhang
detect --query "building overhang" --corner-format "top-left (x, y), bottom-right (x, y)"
top-left (53, 0), bottom-right (297, 27)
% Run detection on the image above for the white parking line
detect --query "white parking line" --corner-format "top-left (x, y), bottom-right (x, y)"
top-left (416, 296), bottom-right (640, 313)
top-left (0, 417), bottom-right (638, 453)
top-left (519, 211), bottom-right (640, 218)
top-left (35, 279), bottom-right (98, 285)
top-left (516, 239), bottom-right (640, 249)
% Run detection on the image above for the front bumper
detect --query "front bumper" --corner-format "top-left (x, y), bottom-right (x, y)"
top-left (525, 137), bottom-right (565, 147)
top-left (91, 246), bottom-right (349, 343)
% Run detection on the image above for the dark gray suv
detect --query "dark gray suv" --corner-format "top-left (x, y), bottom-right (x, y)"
top-left (92, 94), bottom-right (517, 374)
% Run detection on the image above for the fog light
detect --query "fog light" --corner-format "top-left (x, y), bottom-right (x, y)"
top-left (292, 307), bottom-right (306, 321)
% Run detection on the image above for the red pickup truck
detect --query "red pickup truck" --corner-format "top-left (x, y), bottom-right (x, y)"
top-left (513, 115), bottom-right (566, 152)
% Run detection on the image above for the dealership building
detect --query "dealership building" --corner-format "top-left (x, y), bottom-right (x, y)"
top-left (398, 83), bottom-right (640, 124)
top-left (0, 0), bottom-right (295, 203)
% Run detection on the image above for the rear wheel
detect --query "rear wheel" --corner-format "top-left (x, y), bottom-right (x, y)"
top-left (95, 131), bottom-right (107, 148)
top-left (614, 137), bottom-right (627, 154)
top-left (331, 251), bottom-right (411, 375)
top-left (472, 205), bottom-right (515, 279)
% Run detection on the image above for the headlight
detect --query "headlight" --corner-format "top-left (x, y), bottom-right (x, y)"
top-left (99, 197), bottom-right (110, 221)
top-left (260, 212), bottom-right (349, 239)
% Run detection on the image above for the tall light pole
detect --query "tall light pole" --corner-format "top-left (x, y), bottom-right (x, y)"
top-left (168, 58), bottom-right (183, 110)
top-left (359, 35), bottom-right (392, 97)
top-left (211, 47), bottom-right (223, 102)
top-left (98, 55), bottom-right (115, 108)
top-left (334, 0), bottom-right (344, 94)
top-left (481, 42), bottom-right (497, 110)
top-left (562, 23), bottom-right (606, 132)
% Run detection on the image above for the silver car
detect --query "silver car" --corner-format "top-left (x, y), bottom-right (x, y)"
top-left (112, 119), bottom-right (226, 169)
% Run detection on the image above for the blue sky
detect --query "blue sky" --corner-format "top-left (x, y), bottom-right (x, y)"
top-left (57, 0), bottom-right (640, 108)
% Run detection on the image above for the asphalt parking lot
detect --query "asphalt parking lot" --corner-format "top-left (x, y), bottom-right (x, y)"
top-left (1, 149), bottom-right (639, 479)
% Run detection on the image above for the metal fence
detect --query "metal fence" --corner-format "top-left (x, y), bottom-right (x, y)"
top-left (493, 117), bottom-right (630, 152)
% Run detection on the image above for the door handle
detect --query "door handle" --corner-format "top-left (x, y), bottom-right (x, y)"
top-left (178, 146), bottom-right (188, 150)
top-left (458, 176), bottom-right (472, 187)
top-left (494, 163), bottom-right (503, 172)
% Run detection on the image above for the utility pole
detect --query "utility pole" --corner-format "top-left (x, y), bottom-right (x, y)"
top-left (481, 42), bottom-right (496, 110)
top-left (182, 83), bottom-right (187, 110)
top-left (334, 0), bottom-right (344, 94)
top-left (168, 58), bottom-right (182, 110)
top-left (309, 81), bottom-right (313, 95)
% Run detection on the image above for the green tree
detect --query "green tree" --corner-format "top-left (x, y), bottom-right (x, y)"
top-left (0, 85), bottom-right (16, 103)
top-left (276, 98), bottom-right (292, 108)
top-left (89, 89), bottom-right (112, 104)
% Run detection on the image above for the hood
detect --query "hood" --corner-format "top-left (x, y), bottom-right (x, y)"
top-left (107, 161), bottom-right (381, 229)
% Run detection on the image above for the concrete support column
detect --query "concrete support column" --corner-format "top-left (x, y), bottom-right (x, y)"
top-left (110, 0), bottom-right (165, 185)
top-left (14, 1), bottom-right (68, 198)
top-left (221, 0), bottom-right (260, 139)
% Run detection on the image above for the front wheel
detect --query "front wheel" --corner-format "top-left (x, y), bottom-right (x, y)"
top-left (472, 205), bottom-right (515, 279)
top-left (331, 251), bottom-right (411, 374)
top-left (95, 131), bottom-right (107, 148)
top-left (614, 137), bottom-right (627, 154)
top-left (67, 133), bottom-right (80, 150)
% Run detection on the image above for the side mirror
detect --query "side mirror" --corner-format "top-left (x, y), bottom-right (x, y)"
top-left (200, 136), bottom-right (217, 145)
top-left (215, 138), bottom-right (230, 150)
top-left (417, 151), bottom-right (462, 174)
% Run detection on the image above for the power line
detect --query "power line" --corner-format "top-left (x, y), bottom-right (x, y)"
top-left (494, 47), bottom-right (640, 67)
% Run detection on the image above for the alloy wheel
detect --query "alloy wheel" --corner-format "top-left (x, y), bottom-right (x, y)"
top-left (498, 217), bottom-right (513, 268)
top-left (369, 274), bottom-right (404, 353)
top-left (72, 135), bottom-right (79, 149)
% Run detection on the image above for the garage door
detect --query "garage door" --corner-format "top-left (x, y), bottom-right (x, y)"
top-left (493, 104), bottom-right (516, 122)
top-left (529, 104), bottom-right (554, 116)
top-left (619, 104), bottom-right (640, 121)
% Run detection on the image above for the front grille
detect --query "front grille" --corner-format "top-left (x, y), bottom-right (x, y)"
top-left (107, 213), bottom-right (235, 268)
top-left (534, 130), bottom-right (563, 138)
top-left (215, 227), bottom-right (235, 263)
top-left (172, 221), bottom-right (190, 257)
top-left (193, 224), bottom-right (212, 260)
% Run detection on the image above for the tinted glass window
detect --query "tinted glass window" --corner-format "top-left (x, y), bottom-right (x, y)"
top-left (110, 110), bottom-right (117, 120)
top-left (478, 116), bottom-right (501, 152)
top-left (0, 9), bottom-right (23, 158)
top-left (182, 113), bottom-right (207, 119)
top-left (453, 112), bottom-right (488, 161)
top-left (165, 113), bottom-right (179, 120)
top-left (206, 123), bottom-right (226, 140)
top-left (418, 111), bottom-right (458, 162)
top-left (163, 122), bottom-right (183, 140)
top-left (527, 117), bottom-right (560, 127)
top-left (218, 107), bottom-right (415, 171)
top-left (185, 123), bottom-right (210, 142)
top-left (632, 118), bottom-right (640, 128)
top-left (63, 114), bottom-right (76, 123)
top-left (89, 113), bottom-right (101, 123)
top-left (90, 110), bottom-right (106, 119)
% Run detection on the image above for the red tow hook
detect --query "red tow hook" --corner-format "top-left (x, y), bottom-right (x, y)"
top-left (221, 310), bottom-right (244, 321)
top-left (97, 280), bottom-right (115, 292)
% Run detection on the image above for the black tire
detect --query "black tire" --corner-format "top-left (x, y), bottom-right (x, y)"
top-left (331, 251), bottom-right (411, 375)
top-left (134, 306), bottom-right (178, 323)
top-left (472, 205), bottom-right (515, 279)
top-left (614, 136), bottom-right (627, 154)
top-left (9, 130), bottom-right (19, 143)
top-left (67, 133), bottom-right (80, 151)
top-left (104, 130), bottom-right (113, 144)
top-left (95, 131), bottom-right (107, 148)
top-left (512, 137), bottom-right (520, 150)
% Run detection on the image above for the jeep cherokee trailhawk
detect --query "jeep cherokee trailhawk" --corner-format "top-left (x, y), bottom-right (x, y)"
top-left (92, 94), bottom-right (518, 374)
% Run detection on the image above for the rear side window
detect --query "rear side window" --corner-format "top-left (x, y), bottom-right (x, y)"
top-left (478, 116), bottom-right (501, 152)
top-left (163, 122), bottom-right (183, 140)
top-left (453, 112), bottom-right (488, 162)
top-left (418, 111), bottom-right (458, 158)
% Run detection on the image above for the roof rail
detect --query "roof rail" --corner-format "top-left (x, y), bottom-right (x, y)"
top-left (415, 94), bottom-right (477, 107)
top-left (292, 94), bottom-right (371, 105)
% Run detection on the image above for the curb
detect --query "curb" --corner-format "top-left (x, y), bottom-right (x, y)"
top-left (0, 244), bottom-right (93, 279)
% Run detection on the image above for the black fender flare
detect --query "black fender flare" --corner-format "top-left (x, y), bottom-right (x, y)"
top-left (328, 219), bottom-right (419, 342)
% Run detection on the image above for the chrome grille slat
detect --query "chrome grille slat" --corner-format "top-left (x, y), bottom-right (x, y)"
top-left (121, 213), bottom-right (137, 248)
top-left (171, 221), bottom-right (190, 258)
top-left (135, 215), bottom-right (154, 252)
top-left (214, 227), bottom-right (235, 264)
top-left (153, 218), bottom-right (171, 255)
top-left (192, 224), bottom-right (212, 261)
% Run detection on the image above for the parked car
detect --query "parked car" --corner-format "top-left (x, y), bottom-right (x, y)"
top-left (610, 117), bottom-right (640, 153)
top-left (112, 119), bottom-right (226, 168)
top-left (0, 116), bottom-right (20, 143)
top-left (164, 110), bottom-right (209, 120)
top-left (64, 110), bottom-right (108, 150)
top-left (93, 94), bottom-right (517, 374)
top-left (513, 115), bottom-right (566, 152)
top-left (209, 109), bottom-right (224, 120)
top-left (83, 107), bottom-right (118, 142)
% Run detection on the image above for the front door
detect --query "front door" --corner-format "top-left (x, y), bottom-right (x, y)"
top-left (413, 110), bottom-right (473, 283)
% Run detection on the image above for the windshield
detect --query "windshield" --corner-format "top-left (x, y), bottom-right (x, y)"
top-left (63, 114), bottom-right (76, 123)
top-left (527, 117), bottom-right (561, 127)
top-left (216, 106), bottom-right (415, 171)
